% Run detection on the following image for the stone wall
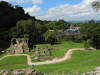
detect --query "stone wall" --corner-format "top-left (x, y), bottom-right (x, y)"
top-left (24, 49), bottom-right (29, 52)
top-left (1, 66), bottom-right (100, 75)
top-left (10, 45), bottom-right (16, 49)
top-left (0, 68), bottom-right (43, 75)
top-left (15, 45), bottom-right (23, 54)
top-left (37, 56), bottom-right (54, 61)
top-left (22, 44), bottom-right (29, 52)
top-left (38, 54), bottom-right (51, 57)
top-left (0, 68), bottom-right (76, 75)
top-left (7, 50), bottom-right (12, 53)
top-left (23, 44), bottom-right (28, 48)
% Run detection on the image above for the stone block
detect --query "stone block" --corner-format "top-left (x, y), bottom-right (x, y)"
top-left (24, 49), bottom-right (29, 52)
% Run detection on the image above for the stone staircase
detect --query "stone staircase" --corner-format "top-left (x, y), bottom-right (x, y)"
top-left (15, 44), bottom-right (23, 54)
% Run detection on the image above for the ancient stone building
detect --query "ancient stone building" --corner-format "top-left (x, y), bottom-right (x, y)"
top-left (7, 38), bottom-right (29, 54)
top-left (54, 23), bottom-right (81, 40)
top-left (70, 23), bottom-right (75, 29)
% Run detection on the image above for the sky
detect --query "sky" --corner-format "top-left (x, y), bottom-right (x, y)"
top-left (1, 0), bottom-right (100, 21)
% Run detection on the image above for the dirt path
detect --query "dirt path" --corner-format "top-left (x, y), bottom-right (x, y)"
top-left (0, 48), bottom-right (93, 65)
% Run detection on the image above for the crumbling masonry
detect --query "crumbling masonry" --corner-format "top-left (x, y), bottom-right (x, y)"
top-left (7, 38), bottom-right (29, 54)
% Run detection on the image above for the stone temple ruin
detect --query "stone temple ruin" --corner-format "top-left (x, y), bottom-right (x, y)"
top-left (7, 38), bottom-right (29, 54)
top-left (32, 46), bottom-right (54, 61)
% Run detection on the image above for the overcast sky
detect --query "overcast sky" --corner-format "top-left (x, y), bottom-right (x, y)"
top-left (2, 0), bottom-right (100, 21)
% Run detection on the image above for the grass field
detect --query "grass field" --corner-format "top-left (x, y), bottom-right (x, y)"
top-left (39, 48), bottom-right (43, 55)
top-left (0, 41), bottom-right (99, 75)
top-left (0, 56), bottom-right (29, 70)
top-left (30, 50), bottom-right (100, 75)
top-left (21, 52), bottom-right (33, 55)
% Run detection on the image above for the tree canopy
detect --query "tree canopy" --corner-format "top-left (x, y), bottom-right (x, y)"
top-left (91, 1), bottom-right (100, 12)
top-left (42, 30), bottom-right (61, 45)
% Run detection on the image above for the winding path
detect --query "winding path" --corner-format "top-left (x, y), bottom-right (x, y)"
top-left (0, 48), bottom-right (94, 66)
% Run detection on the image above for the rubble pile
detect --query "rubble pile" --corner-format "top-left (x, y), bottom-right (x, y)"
top-left (84, 66), bottom-right (100, 75)
top-left (0, 68), bottom-right (43, 75)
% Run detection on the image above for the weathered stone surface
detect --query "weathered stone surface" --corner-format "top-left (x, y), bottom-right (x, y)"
top-left (85, 66), bottom-right (100, 75)
top-left (38, 56), bottom-right (53, 60)
top-left (2, 67), bottom-right (100, 75)
top-left (7, 38), bottom-right (29, 54)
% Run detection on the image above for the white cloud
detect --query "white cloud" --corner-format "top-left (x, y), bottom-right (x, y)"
top-left (31, 0), bottom-right (42, 4)
top-left (2, 0), bottom-right (14, 2)
top-left (36, 0), bottom-right (100, 21)
top-left (23, 5), bottom-right (42, 16)
top-left (16, 0), bottom-right (29, 3)
top-left (15, 0), bottom-right (42, 4)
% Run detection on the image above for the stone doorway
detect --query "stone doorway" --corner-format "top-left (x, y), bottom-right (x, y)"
top-left (19, 40), bottom-right (22, 43)
top-left (13, 39), bottom-right (17, 45)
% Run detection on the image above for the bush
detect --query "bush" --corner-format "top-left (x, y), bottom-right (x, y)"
top-left (74, 36), bottom-right (82, 43)
top-left (84, 41), bottom-right (89, 49)
top-left (62, 36), bottom-right (74, 41)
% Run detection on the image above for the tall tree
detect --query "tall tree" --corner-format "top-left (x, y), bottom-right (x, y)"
top-left (9, 19), bottom-right (35, 38)
top-left (42, 30), bottom-right (61, 46)
top-left (0, 1), bottom-right (37, 46)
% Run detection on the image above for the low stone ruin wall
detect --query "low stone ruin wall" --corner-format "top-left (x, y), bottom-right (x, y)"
top-left (49, 48), bottom-right (54, 50)
top-left (38, 54), bottom-right (51, 57)
top-left (0, 68), bottom-right (76, 75)
top-left (0, 68), bottom-right (43, 75)
top-left (38, 56), bottom-right (54, 61)
top-left (24, 49), bottom-right (29, 52)
top-left (23, 44), bottom-right (28, 48)
top-left (1, 66), bottom-right (100, 75)
top-left (83, 59), bottom-right (100, 62)
top-left (7, 50), bottom-right (12, 53)
top-left (10, 45), bottom-right (15, 49)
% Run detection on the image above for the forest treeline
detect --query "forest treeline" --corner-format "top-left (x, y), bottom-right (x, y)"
top-left (0, 1), bottom-right (100, 53)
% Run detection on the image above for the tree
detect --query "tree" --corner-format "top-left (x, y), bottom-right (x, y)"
top-left (0, 1), bottom-right (37, 44)
top-left (90, 23), bottom-right (100, 49)
top-left (84, 41), bottom-right (90, 50)
top-left (91, 1), bottom-right (100, 12)
top-left (34, 22), bottom-right (48, 44)
top-left (42, 30), bottom-right (61, 46)
top-left (74, 36), bottom-right (82, 43)
top-left (45, 21), bottom-right (54, 29)
top-left (9, 19), bottom-right (35, 38)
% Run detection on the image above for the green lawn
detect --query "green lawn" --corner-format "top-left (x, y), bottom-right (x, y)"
top-left (0, 41), bottom-right (98, 75)
top-left (30, 50), bottom-right (100, 75)
top-left (28, 41), bottom-right (98, 75)
top-left (21, 52), bottom-right (33, 55)
top-left (0, 56), bottom-right (29, 70)
top-left (0, 53), bottom-right (8, 58)
top-left (45, 50), bottom-right (48, 54)
top-left (39, 48), bottom-right (43, 55)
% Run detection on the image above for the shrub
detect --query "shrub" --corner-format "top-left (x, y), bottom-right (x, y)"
top-left (84, 41), bottom-right (89, 49)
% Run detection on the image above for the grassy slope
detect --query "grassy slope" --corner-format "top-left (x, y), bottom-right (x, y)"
top-left (29, 41), bottom-right (100, 75)
top-left (0, 41), bottom-right (99, 75)
top-left (0, 56), bottom-right (29, 70)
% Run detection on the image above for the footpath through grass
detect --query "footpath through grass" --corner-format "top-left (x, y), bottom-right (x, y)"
top-left (0, 41), bottom-right (97, 75)
top-left (28, 41), bottom-right (100, 75)
top-left (30, 50), bottom-right (100, 75)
